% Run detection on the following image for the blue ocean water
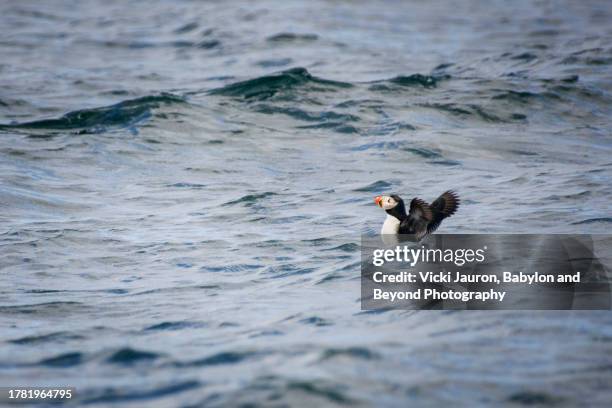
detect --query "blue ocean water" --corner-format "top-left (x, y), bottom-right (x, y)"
top-left (1, 0), bottom-right (612, 406)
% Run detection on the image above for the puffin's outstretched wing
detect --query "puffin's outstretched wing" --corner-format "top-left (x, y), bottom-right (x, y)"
top-left (402, 198), bottom-right (432, 239)
top-left (427, 191), bottom-right (460, 234)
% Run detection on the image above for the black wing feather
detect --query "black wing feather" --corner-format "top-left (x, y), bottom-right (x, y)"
top-left (427, 191), bottom-right (460, 234)
top-left (399, 198), bottom-right (433, 239)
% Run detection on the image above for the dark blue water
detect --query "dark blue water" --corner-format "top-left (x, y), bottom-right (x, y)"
top-left (1, 0), bottom-right (612, 406)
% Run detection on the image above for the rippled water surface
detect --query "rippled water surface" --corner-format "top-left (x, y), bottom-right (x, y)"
top-left (1, 0), bottom-right (612, 406)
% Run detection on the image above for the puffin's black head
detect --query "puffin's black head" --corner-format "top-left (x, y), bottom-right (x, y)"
top-left (374, 194), bottom-right (407, 220)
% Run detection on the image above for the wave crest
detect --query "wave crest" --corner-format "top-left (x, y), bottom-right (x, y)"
top-left (208, 67), bottom-right (352, 100)
top-left (0, 93), bottom-right (184, 134)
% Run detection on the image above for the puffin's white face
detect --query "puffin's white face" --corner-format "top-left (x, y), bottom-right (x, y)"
top-left (374, 195), bottom-right (398, 210)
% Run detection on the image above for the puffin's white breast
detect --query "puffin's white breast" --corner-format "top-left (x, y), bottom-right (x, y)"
top-left (381, 214), bottom-right (400, 234)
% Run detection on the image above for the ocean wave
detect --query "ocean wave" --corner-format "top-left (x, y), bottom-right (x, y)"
top-left (206, 376), bottom-right (355, 406)
top-left (387, 73), bottom-right (447, 88)
top-left (369, 73), bottom-right (449, 90)
top-left (225, 192), bottom-right (278, 206)
top-left (251, 104), bottom-right (361, 133)
top-left (208, 67), bottom-right (352, 100)
top-left (0, 93), bottom-right (184, 134)
top-left (572, 217), bottom-right (612, 225)
top-left (320, 347), bottom-right (380, 360)
top-left (82, 380), bottom-right (201, 404)
top-left (39, 351), bottom-right (83, 367)
top-left (8, 331), bottom-right (84, 345)
top-left (286, 380), bottom-right (353, 404)
top-left (299, 316), bottom-right (333, 326)
top-left (144, 321), bottom-right (207, 331)
top-left (267, 33), bottom-right (319, 43)
top-left (253, 105), bottom-right (360, 123)
top-left (106, 348), bottom-right (161, 365)
top-left (174, 351), bottom-right (257, 367)
top-left (418, 102), bottom-right (524, 123)
top-left (297, 122), bottom-right (359, 134)
top-left (76, 38), bottom-right (221, 50)
top-left (0, 301), bottom-right (84, 315)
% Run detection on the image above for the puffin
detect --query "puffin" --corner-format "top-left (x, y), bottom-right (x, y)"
top-left (374, 191), bottom-right (459, 239)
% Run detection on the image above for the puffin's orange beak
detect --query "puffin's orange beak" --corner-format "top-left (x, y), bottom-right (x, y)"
top-left (374, 196), bottom-right (383, 207)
